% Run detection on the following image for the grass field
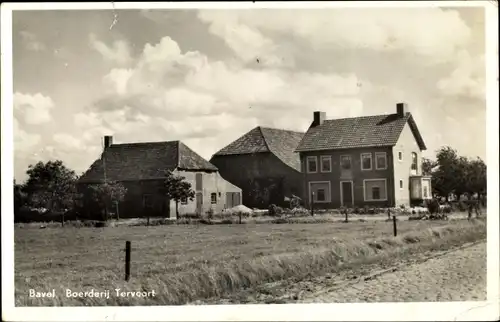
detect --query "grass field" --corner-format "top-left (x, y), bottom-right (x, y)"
top-left (15, 217), bottom-right (486, 306)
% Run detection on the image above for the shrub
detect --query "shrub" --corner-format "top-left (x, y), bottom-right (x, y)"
top-left (268, 204), bottom-right (284, 216)
top-left (426, 199), bottom-right (440, 214)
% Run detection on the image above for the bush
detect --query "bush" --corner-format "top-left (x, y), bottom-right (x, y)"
top-left (268, 204), bottom-right (284, 216)
top-left (426, 199), bottom-right (440, 214)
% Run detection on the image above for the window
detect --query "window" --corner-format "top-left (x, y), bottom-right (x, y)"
top-left (411, 152), bottom-right (418, 171)
top-left (143, 194), bottom-right (153, 208)
top-left (361, 153), bottom-right (372, 171)
top-left (306, 156), bottom-right (318, 173)
top-left (309, 181), bottom-right (331, 203)
top-left (364, 179), bottom-right (387, 201)
top-left (375, 152), bottom-right (387, 170)
top-left (195, 173), bottom-right (203, 191)
top-left (340, 155), bottom-right (352, 170)
top-left (423, 186), bottom-right (428, 198)
top-left (320, 156), bottom-right (332, 172)
top-left (211, 193), bottom-right (217, 204)
top-left (181, 197), bottom-right (188, 205)
top-left (399, 179), bottom-right (404, 189)
top-left (398, 151), bottom-right (403, 161)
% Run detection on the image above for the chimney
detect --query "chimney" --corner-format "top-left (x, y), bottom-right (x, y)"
top-left (312, 111), bottom-right (326, 127)
top-left (396, 102), bottom-right (409, 117)
top-left (103, 135), bottom-right (113, 149)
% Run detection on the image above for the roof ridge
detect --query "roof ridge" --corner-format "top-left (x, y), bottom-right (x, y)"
top-left (259, 126), bottom-right (305, 134)
top-left (324, 112), bottom-right (401, 122)
top-left (257, 126), bottom-right (272, 153)
top-left (111, 140), bottom-right (179, 146)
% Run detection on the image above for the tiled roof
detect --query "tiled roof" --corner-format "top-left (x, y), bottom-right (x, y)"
top-left (212, 126), bottom-right (304, 171)
top-left (295, 113), bottom-right (427, 152)
top-left (79, 140), bottom-right (217, 183)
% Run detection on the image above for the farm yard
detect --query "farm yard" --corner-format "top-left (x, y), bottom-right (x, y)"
top-left (15, 213), bottom-right (486, 306)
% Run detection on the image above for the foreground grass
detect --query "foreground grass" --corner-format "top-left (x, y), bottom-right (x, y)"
top-left (15, 219), bottom-right (485, 306)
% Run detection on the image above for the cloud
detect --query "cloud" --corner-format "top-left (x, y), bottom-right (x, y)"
top-left (89, 33), bottom-right (132, 65)
top-left (81, 34), bottom-right (364, 159)
top-left (198, 11), bottom-right (293, 67)
top-left (13, 118), bottom-right (41, 152)
top-left (198, 8), bottom-right (472, 65)
top-left (19, 31), bottom-right (46, 52)
top-left (437, 50), bottom-right (486, 99)
top-left (14, 92), bottom-right (55, 125)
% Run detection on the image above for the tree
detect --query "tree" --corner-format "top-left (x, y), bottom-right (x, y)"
top-left (14, 179), bottom-right (28, 216)
top-left (421, 157), bottom-right (436, 176)
top-left (463, 157), bottom-right (487, 202)
top-left (431, 146), bottom-right (462, 202)
top-left (23, 160), bottom-right (79, 213)
top-left (163, 170), bottom-right (195, 218)
top-left (87, 181), bottom-right (127, 221)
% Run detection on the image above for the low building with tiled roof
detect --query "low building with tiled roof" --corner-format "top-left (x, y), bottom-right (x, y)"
top-left (78, 137), bottom-right (242, 219)
top-left (210, 126), bottom-right (304, 209)
top-left (296, 103), bottom-right (432, 209)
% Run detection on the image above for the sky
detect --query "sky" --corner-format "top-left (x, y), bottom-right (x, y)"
top-left (12, 6), bottom-right (487, 182)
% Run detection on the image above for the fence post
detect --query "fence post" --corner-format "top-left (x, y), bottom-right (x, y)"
top-left (344, 208), bottom-right (348, 222)
top-left (61, 212), bottom-right (65, 227)
top-left (392, 215), bottom-right (397, 237)
top-left (115, 201), bottom-right (120, 220)
top-left (125, 241), bottom-right (131, 281)
top-left (310, 192), bottom-right (314, 216)
top-left (239, 212), bottom-right (242, 224)
top-left (387, 208), bottom-right (391, 220)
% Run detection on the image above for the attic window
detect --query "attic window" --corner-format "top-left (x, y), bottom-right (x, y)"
top-left (411, 152), bottom-right (418, 171)
top-left (398, 151), bottom-right (403, 161)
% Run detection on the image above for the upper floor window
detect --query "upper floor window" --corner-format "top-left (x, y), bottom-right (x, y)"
top-left (361, 153), bottom-right (372, 171)
top-left (398, 151), bottom-right (403, 161)
top-left (306, 156), bottom-right (318, 173)
top-left (411, 152), bottom-right (418, 171)
top-left (320, 156), bottom-right (332, 173)
top-left (195, 173), bottom-right (203, 191)
top-left (340, 155), bottom-right (352, 170)
top-left (375, 152), bottom-right (387, 170)
top-left (211, 193), bottom-right (217, 204)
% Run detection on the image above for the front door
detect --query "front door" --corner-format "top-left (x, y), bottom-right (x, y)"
top-left (196, 192), bottom-right (203, 215)
top-left (341, 181), bottom-right (353, 207)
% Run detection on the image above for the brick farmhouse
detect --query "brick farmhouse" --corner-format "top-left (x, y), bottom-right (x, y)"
top-left (295, 103), bottom-right (432, 209)
top-left (78, 136), bottom-right (242, 219)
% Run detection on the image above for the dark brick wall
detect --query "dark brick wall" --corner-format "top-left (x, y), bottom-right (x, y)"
top-left (210, 152), bottom-right (303, 209)
top-left (300, 147), bottom-right (396, 209)
top-left (78, 179), bottom-right (170, 220)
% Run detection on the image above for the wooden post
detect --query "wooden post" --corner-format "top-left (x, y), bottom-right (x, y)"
top-left (239, 212), bottom-right (242, 224)
top-left (344, 208), bottom-right (348, 222)
top-left (61, 212), bottom-right (65, 227)
top-left (310, 192), bottom-right (314, 216)
top-left (393, 215), bottom-right (397, 237)
top-left (125, 241), bottom-right (131, 281)
top-left (387, 208), bottom-right (391, 220)
top-left (115, 201), bottom-right (120, 220)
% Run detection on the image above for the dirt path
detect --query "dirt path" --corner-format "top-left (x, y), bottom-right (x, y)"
top-left (301, 242), bottom-right (486, 303)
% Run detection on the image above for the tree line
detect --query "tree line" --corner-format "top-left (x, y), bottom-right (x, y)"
top-left (14, 145), bottom-right (487, 222)
top-left (422, 146), bottom-right (487, 204)
top-left (14, 160), bottom-right (195, 223)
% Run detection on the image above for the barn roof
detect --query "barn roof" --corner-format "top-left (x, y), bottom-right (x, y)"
top-left (212, 126), bottom-right (304, 171)
top-left (79, 140), bottom-right (217, 183)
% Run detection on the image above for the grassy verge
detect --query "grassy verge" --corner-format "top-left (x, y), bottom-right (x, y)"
top-left (15, 218), bottom-right (485, 306)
